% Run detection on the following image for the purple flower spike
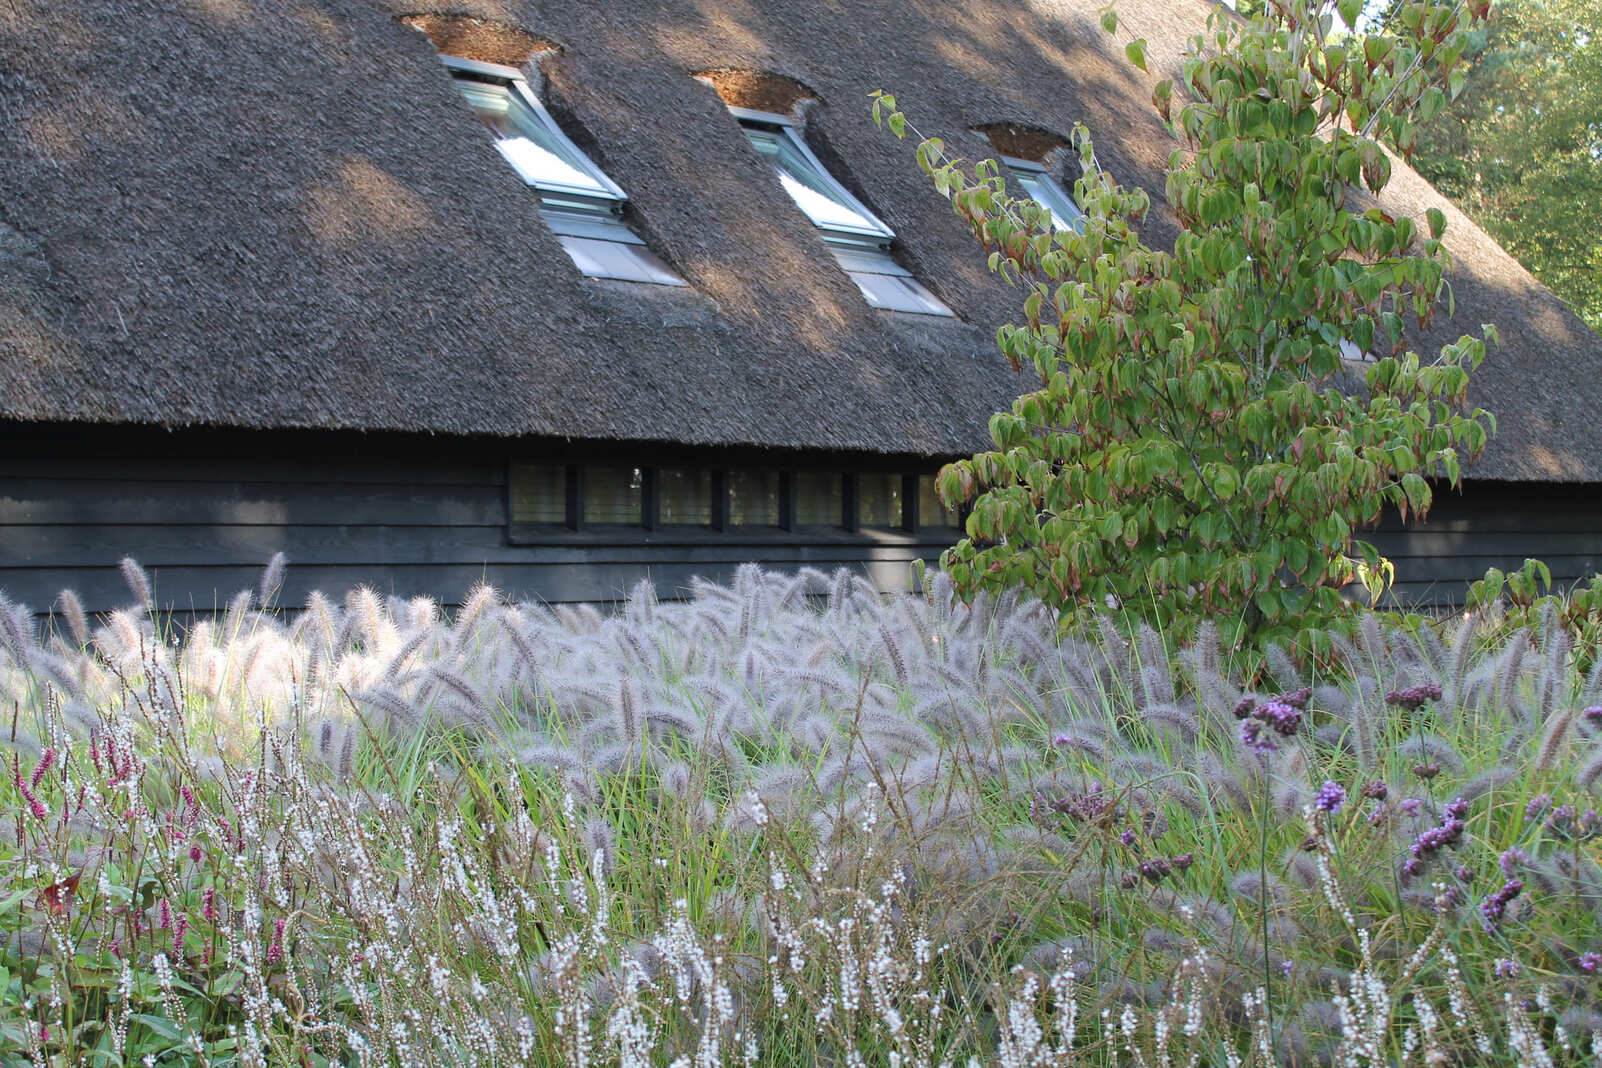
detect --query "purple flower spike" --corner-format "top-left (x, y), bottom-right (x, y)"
top-left (1583, 705), bottom-right (1602, 725)
top-left (1278, 687), bottom-right (1312, 710)
top-left (1526, 794), bottom-right (1552, 820)
top-left (1120, 829), bottom-right (1137, 847)
top-left (1137, 857), bottom-right (1172, 883)
top-left (1386, 683), bottom-right (1443, 710)
top-left (1240, 719), bottom-right (1276, 754)
top-left (1315, 781), bottom-right (1346, 814)
top-left (1443, 797), bottom-right (1470, 822)
top-left (1259, 700), bottom-right (1302, 736)
top-left (1480, 878), bottom-right (1524, 931)
top-left (1500, 848), bottom-right (1529, 877)
top-left (1494, 958), bottom-right (1522, 980)
top-left (1581, 952), bottom-right (1602, 975)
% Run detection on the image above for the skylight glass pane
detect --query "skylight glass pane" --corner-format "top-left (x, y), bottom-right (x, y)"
top-left (510, 464), bottom-right (567, 524)
top-left (556, 235), bottom-right (686, 286)
top-left (829, 246), bottom-right (951, 316)
top-left (453, 78), bottom-right (620, 201)
top-left (1339, 338), bottom-right (1372, 362)
top-left (858, 473), bottom-right (904, 529)
top-left (849, 271), bottom-right (952, 316)
top-left (659, 468), bottom-right (713, 526)
top-left (745, 127), bottom-right (890, 237)
top-left (728, 470), bottom-right (781, 527)
top-left (584, 466), bottom-right (644, 525)
top-left (1012, 169), bottom-right (1085, 233)
top-left (794, 471), bottom-right (842, 527)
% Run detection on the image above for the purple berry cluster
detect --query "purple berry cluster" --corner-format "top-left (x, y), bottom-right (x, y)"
top-left (1385, 682), bottom-right (1443, 710)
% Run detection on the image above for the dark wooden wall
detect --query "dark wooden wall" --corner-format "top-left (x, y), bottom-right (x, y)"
top-left (0, 427), bottom-right (950, 616)
top-left (1, 426), bottom-right (1596, 619)
top-left (1369, 482), bottom-right (1602, 608)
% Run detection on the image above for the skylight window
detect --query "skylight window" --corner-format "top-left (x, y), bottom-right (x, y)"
top-left (733, 108), bottom-right (952, 317)
top-left (1003, 156), bottom-right (1085, 233)
top-left (444, 56), bottom-right (683, 286)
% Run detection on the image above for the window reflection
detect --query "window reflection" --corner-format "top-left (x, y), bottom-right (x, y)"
top-left (583, 466), bottom-right (644, 525)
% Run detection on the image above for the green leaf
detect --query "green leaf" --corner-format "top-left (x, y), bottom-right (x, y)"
top-left (887, 111), bottom-right (907, 139)
top-left (131, 1014), bottom-right (186, 1044)
top-left (1337, 0), bottom-right (1363, 28)
top-left (1425, 207), bottom-right (1445, 239)
top-left (1125, 38), bottom-right (1149, 73)
top-left (1100, 7), bottom-right (1119, 34)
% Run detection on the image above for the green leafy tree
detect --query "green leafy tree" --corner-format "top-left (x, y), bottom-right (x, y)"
top-left (875, 0), bottom-right (1496, 651)
top-left (1405, 0), bottom-right (1602, 332)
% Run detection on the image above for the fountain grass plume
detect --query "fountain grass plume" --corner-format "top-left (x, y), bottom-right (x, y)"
top-left (5, 556), bottom-right (1602, 1062)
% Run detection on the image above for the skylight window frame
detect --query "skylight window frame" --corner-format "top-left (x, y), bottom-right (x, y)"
top-left (733, 108), bottom-right (896, 245)
top-left (441, 54), bottom-right (685, 287)
top-left (1002, 155), bottom-right (1086, 234)
top-left (732, 107), bottom-right (951, 316)
top-left (443, 55), bottom-right (626, 207)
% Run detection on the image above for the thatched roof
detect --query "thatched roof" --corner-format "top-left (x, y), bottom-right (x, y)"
top-left (2, 0), bottom-right (1598, 481)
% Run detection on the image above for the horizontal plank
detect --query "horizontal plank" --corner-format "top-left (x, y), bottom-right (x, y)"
top-left (0, 456), bottom-right (506, 486)
top-left (1369, 530), bottom-right (1602, 559)
top-left (4, 556), bottom-right (938, 615)
top-left (1369, 514), bottom-right (1602, 536)
top-left (0, 523), bottom-right (957, 569)
top-left (0, 478), bottom-right (507, 527)
top-left (1386, 552), bottom-right (1600, 584)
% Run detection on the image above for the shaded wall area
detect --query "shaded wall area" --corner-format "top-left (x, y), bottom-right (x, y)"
top-left (1370, 485), bottom-right (1602, 608)
top-left (0, 427), bottom-right (952, 618)
top-left (3, 428), bottom-right (1597, 622)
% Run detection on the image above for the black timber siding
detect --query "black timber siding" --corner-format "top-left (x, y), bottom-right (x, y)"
top-left (0, 428), bottom-right (952, 616)
top-left (0, 427), bottom-right (1596, 618)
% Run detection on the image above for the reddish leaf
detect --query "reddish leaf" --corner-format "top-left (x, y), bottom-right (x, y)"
top-left (39, 873), bottom-right (81, 917)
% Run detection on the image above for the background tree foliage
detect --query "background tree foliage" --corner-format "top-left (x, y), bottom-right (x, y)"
top-left (1400, 0), bottom-right (1602, 333)
top-left (876, 0), bottom-right (1496, 652)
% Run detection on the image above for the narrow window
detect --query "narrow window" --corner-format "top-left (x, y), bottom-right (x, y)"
top-left (510, 463), bottom-right (568, 524)
top-left (858, 472), bottom-right (905, 529)
top-left (658, 467), bottom-right (713, 526)
top-left (443, 56), bottom-right (684, 286)
top-left (916, 474), bottom-right (960, 530)
top-left (583, 466), bottom-right (645, 525)
top-left (1003, 156), bottom-right (1085, 233)
top-left (734, 109), bottom-right (951, 316)
top-left (794, 470), bottom-right (844, 527)
top-left (728, 469), bottom-right (781, 527)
